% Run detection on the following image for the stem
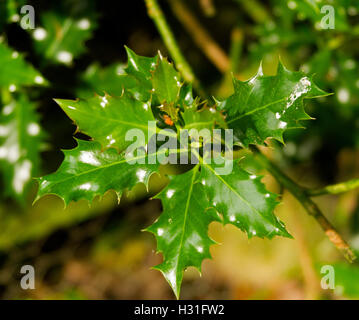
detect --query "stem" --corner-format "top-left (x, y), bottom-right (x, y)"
top-left (254, 149), bottom-right (357, 263)
top-left (169, 0), bottom-right (230, 73)
top-left (234, 0), bottom-right (270, 24)
top-left (229, 27), bottom-right (243, 75)
top-left (144, 0), bottom-right (204, 95)
top-left (199, 0), bottom-right (216, 17)
top-left (307, 178), bottom-right (359, 197)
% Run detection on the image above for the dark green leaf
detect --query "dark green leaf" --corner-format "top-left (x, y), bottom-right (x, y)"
top-left (200, 158), bottom-right (291, 238)
top-left (146, 167), bottom-right (220, 298)
top-left (36, 139), bottom-right (161, 205)
top-left (55, 94), bottom-right (155, 151)
top-left (217, 62), bottom-right (329, 146)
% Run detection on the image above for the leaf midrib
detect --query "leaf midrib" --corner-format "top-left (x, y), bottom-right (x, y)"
top-left (227, 97), bottom-right (287, 124)
top-left (41, 151), bottom-right (159, 187)
top-left (203, 162), bottom-right (280, 230)
top-left (175, 166), bottom-right (198, 276)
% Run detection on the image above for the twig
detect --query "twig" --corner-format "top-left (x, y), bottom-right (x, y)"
top-left (253, 148), bottom-right (357, 263)
top-left (199, 0), bottom-right (216, 17)
top-left (169, 0), bottom-right (230, 73)
top-left (234, 0), bottom-right (270, 24)
top-left (307, 178), bottom-right (359, 197)
top-left (229, 27), bottom-right (243, 75)
top-left (144, 0), bottom-right (204, 96)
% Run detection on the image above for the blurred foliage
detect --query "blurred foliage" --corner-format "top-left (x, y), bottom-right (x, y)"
top-left (0, 0), bottom-right (358, 300)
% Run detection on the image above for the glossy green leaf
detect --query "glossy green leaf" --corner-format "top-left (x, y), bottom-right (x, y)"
top-left (123, 46), bottom-right (158, 102)
top-left (146, 167), bottom-right (220, 299)
top-left (217, 62), bottom-right (329, 146)
top-left (0, 42), bottom-right (46, 89)
top-left (199, 158), bottom-right (291, 238)
top-left (0, 94), bottom-right (43, 203)
top-left (54, 94), bottom-right (155, 151)
top-left (36, 139), bottom-right (161, 205)
top-left (151, 54), bottom-right (182, 104)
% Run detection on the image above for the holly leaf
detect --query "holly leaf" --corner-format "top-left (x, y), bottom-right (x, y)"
top-left (36, 139), bottom-right (161, 205)
top-left (146, 168), bottom-right (220, 299)
top-left (199, 158), bottom-right (291, 239)
top-left (54, 94), bottom-right (155, 151)
top-left (183, 106), bottom-right (225, 131)
top-left (0, 42), bottom-right (46, 89)
top-left (217, 62), bottom-right (329, 146)
top-left (0, 94), bottom-right (43, 203)
top-left (123, 47), bottom-right (158, 102)
top-left (178, 84), bottom-right (195, 109)
top-left (31, 12), bottom-right (96, 65)
top-left (151, 53), bottom-right (182, 104)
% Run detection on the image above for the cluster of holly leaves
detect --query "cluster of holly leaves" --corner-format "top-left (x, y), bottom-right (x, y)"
top-left (0, 0), bottom-right (358, 298)
top-left (33, 46), bottom-right (329, 298)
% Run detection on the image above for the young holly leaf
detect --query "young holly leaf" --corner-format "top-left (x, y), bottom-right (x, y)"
top-left (0, 94), bottom-right (43, 203)
top-left (146, 167), bottom-right (220, 299)
top-left (151, 53), bottom-right (182, 104)
top-left (123, 46), bottom-right (158, 102)
top-left (182, 106), bottom-right (225, 131)
top-left (36, 139), bottom-right (161, 205)
top-left (125, 46), bottom-right (157, 79)
top-left (0, 42), bottom-right (46, 89)
top-left (199, 158), bottom-right (291, 239)
top-left (54, 94), bottom-right (155, 151)
top-left (217, 62), bottom-right (329, 146)
top-left (31, 12), bottom-right (96, 65)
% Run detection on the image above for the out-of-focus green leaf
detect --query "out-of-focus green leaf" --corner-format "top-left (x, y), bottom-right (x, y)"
top-left (0, 42), bottom-right (46, 89)
top-left (0, 0), bottom-right (26, 30)
top-left (317, 263), bottom-right (359, 299)
top-left (0, 94), bottom-right (43, 203)
top-left (31, 12), bottom-right (96, 65)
